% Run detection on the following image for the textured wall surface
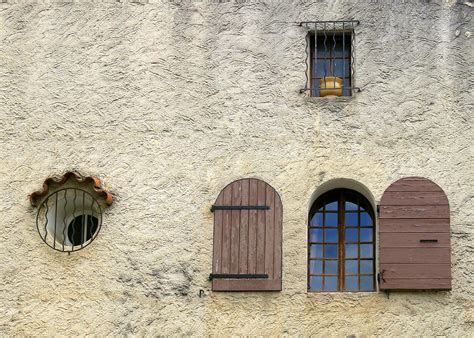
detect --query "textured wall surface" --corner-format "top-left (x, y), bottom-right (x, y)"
top-left (0, 0), bottom-right (473, 335)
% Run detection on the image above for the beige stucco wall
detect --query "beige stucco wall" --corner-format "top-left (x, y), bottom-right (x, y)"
top-left (0, 0), bottom-right (473, 335)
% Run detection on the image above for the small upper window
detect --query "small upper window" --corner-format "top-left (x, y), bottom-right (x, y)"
top-left (308, 189), bottom-right (375, 292)
top-left (300, 20), bottom-right (359, 97)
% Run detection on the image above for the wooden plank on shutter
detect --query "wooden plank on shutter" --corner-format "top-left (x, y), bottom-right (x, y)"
top-left (274, 190), bottom-right (282, 287)
top-left (384, 178), bottom-right (444, 192)
top-left (221, 186), bottom-right (232, 274)
top-left (381, 264), bottom-right (451, 279)
top-left (248, 179), bottom-right (258, 275)
top-left (256, 180), bottom-right (266, 275)
top-left (380, 205), bottom-right (449, 219)
top-left (212, 194), bottom-right (224, 274)
top-left (212, 178), bottom-right (283, 291)
top-left (379, 279), bottom-right (451, 290)
top-left (379, 232), bottom-right (450, 247)
top-left (380, 218), bottom-right (450, 233)
top-left (380, 191), bottom-right (448, 206)
top-left (230, 180), bottom-right (241, 274)
top-left (265, 184), bottom-right (275, 279)
top-left (380, 248), bottom-right (451, 264)
top-left (379, 177), bottom-right (451, 290)
top-left (239, 179), bottom-right (249, 274)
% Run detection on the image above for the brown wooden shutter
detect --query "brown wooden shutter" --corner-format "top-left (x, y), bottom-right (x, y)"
top-left (211, 178), bottom-right (282, 291)
top-left (379, 177), bottom-right (451, 290)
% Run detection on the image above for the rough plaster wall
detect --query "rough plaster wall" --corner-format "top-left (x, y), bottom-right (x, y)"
top-left (0, 0), bottom-right (472, 335)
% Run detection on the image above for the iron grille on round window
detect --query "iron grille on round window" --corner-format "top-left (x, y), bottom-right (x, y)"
top-left (36, 188), bottom-right (103, 252)
top-left (30, 172), bottom-right (113, 253)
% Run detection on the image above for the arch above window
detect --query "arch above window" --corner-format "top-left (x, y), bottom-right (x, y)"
top-left (308, 188), bottom-right (375, 292)
top-left (211, 178), bottom-right (282, 291)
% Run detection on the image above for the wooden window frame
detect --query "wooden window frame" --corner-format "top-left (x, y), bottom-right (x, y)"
top-left (308, 189), bottom-right (376, 292)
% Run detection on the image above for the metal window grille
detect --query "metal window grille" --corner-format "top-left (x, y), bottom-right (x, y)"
top-left (36, 188), bottom-right (103, 253)
top-left (299, 20), bottom-right (360, 97)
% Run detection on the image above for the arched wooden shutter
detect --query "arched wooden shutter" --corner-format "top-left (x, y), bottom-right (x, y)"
top-left (379, 177), bottom-right (451, 290)
top-left (211, 178), bottom-right (282, 291)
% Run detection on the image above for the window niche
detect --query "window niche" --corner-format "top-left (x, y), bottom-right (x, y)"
top-left (308, 188), bottom-right (376, 292)
top-left (300, 20), bottom-right (360, 97)
top-left (30, 172), bottom-right (113, 253)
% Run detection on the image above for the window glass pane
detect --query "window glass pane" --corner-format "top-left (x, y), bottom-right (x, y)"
top-left (345, 276), bottom-right (358, 291)
top-left (345, 228), bottom-right (358, 242)
top-left (360, 260), bottom-right (373, 274)
top-left (310, 213), bottom-right (323, 227)
top-left (315, 60), bottom-right (332, 78)
top-left (326, 201), bottom-right (338, 211)
top-left (333, 61), bottom-right (350, 78)
top-left (344, 212), bottom-right (358, 226)
top-left (325, 213), bottom-right (338, 227)
top-left (310, 245), bottom-right (323, 258)
top-left (324, 260), bottom-right (338, 275)
top-left (334, 42), bottom-right (349, 57)
top-left (345, 244), bottom-right (358, 258)
top-left (309, 276), bottom-right (323, 291)
top-left (360, 244), bottom-right (373, 258)
top-left (345, 260), bottom-right (358, 274)
top-left (309, 260), bottom-right (323, 274)
top-left (325, 244), bottom-right (338, 258)
top-left (342, 78), bottom-right (352, 96)
top-left (360, 212), bottom-right (373, 226)
top-left (345, 201), bottom-right (358, 211)
top-left (360, 228), bottom-right (373, 242)
top-left (309, 229), bottom-right (323, 243)
top-left (325, 229), bottom-right (338, 243)
top-left (316, 47), bottom-right (329, 58)
top-left (360, 276), bottom-right (374, 291)
top-left (324, 277), bottom-right (338, 291)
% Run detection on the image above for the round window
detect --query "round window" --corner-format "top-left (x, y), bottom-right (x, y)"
top-left (36, 188), bottom-right (103, 252)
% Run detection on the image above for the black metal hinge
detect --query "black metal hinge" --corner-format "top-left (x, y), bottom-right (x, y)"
top-left (377, 270), bottom-right (386, 284)
top-left (210, 205), bottom-right (270, 212)
top-left (376, 205), bottom-right (380, 216)
top-left (208, 273), bottom-right (269, 281)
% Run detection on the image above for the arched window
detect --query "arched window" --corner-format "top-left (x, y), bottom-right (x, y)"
top-left (308, 189), bottom-right (375, 292)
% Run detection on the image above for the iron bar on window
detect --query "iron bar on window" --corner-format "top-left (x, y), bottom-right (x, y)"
top-left (36, 188), bottom-right (103, 253)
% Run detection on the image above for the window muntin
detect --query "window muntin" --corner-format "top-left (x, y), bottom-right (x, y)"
top-left (308, 189), bottom-right (375, 292)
